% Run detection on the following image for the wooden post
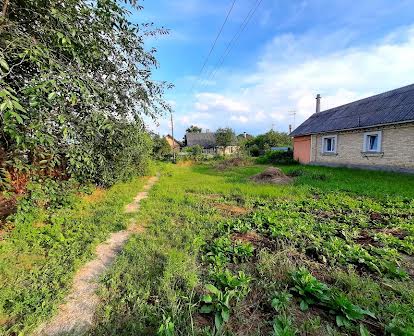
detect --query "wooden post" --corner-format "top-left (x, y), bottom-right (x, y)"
top-left (170, 111), bottom-right (176, 162)
top-left (2, 0), bottom-right (10, 17)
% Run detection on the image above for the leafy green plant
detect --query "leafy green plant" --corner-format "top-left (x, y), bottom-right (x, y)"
top-left (203, 236), bottom-right (255, 267)
top-left (232, 240), bottom-right (255, 262)
top-left (271, 291), bottom-right (293, 312)
top-left (290, 268), bottom-right (375, 330)
top-left (272, 315), bottom-right (298, 336)
top-left (328, 293), bottom-right (375, 328)
top-left (290, 268), bottom-right (329, 311)
top-left (200, 284), bottom-right (234, 331)
top-left (157, 315), bottom-right (175, 336)
top-left (203, 236), bottom-right (233, 267)
top-left (211, 269), bottom-right (251, 299)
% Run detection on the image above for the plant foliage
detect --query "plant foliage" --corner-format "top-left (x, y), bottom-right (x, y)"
top-left (0, 0), bottom-right (170, 187)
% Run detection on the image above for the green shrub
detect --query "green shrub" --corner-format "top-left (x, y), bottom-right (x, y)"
top-left (1, 0), bottom-right (168, 188)
top-left (256, 150), bottom-right (298, 165)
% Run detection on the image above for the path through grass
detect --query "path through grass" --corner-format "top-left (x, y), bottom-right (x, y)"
top-left (0, 176), bottom-right (149, 335)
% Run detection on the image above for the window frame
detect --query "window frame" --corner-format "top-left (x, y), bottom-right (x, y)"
top-left (321, 135), bottom-right (338, 154)
top-left (363, 131), bottom-right (382, 153)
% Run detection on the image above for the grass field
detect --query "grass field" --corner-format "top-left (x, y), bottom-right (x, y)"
top-left (0, 176), bottom-right (150, 335)
top-left (88, 163), bottom-right (414, 336)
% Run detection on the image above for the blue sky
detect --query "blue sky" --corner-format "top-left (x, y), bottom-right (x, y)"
top-left (131, 0), bottom-right (414, 138)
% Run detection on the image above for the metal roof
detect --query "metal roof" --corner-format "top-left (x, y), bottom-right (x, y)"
top-left (290, 83), bottom-right (414, 137)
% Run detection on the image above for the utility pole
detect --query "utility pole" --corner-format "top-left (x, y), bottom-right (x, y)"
top-left (170, 111), bottom-right (176, 163)
top-left (289, 110), bottom-right (297, 130)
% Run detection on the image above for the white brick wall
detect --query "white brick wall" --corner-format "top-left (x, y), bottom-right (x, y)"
top-left (310, 123), bottom-right (414, 169)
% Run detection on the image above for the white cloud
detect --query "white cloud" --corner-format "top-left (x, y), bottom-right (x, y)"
top-left (175, 25), bottom-right (414, 135)
top-left (195, 93), bottom-right (250, 113)
top-left (230, 115), bottom-right (249, 123)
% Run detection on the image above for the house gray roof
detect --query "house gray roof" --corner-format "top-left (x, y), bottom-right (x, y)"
top-left (186, 132), bottom-right (217, 148)
top-left (290, 83), bottom-right (414, 137)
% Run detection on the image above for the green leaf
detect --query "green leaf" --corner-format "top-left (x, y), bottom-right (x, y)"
top-left (336, 315), bottom-right (350, 328)
top-left (200, 305), bottom-right (213, 314)
top-left (221, 307), bottom-right (230, 322)
top-left (12, 100), bottom-right (26, 112)
top-left (48, 92), bottom-right (57, 100)
top-left (359, 324), bottom-right (370, 336)
top-left (201, 294), bottom-right (212, 303)
top-left (299, 300), bottom-right (308, 311)
top-left (361, 309), bottom-right (376, 319)
top-left (0, 58), bottom-right (9, 71)
top-left (12, 112), bottom-right (24, 124)
top-left (214, 313), bottom-right (223, 330)
top-left (205, 284), bottom-right (220, 296)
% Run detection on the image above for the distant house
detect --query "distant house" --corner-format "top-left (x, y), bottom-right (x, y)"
top-left (164, 134), bottom-right (181, 151)
top-left (290, 84), bottom-right (414, 173)
top-left (185, 132), bottom-right (239, 155)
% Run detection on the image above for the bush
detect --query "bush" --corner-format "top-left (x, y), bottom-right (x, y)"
top-left (0, 0), bottom-right (169, 188)
top-left (256, 150), bottom-right (298, 165)
top-left (181, 145), bottom-right (204, 162)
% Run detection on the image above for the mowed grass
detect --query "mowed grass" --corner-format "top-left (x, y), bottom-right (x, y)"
top-left (89, 163), bottom-right (414, 336)
top-left (0, 175), bottom-right (150, 335)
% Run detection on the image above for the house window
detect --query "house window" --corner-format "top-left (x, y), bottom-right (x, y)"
top-left (363, 131), bottom-right (382, 152)
top-left (321, 135), bottom-right (337, 154)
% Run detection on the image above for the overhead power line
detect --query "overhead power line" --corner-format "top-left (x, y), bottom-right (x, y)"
top-left (190, 0), bottom-right (237, 92)
top-left (202, 0), bottom-right (263, 86)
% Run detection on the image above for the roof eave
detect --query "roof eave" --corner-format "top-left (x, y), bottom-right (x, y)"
top-left (292, 119), bottom-right (414, 137)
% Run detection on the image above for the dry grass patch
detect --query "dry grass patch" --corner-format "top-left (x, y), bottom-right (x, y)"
top-left (81, 188), bottom-right (106, 204)
top-left (176, 160), bottom-right (194, 167)
top-left (214, 203), bottom-right (250, 216)
top-left (215, 157), bottom-right (251, 171)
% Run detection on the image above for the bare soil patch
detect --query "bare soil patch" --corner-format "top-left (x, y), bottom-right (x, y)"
top-left (214, 203), bottom-right (249, 216)
top-left (402, 255), bottom-right (414, 278)
top-left (354, 230), bottom-right (382, 247)
top-left (250, 167), bottom-right (292, 185)
top-left (34, 175), bottom-right (159, 336)
top-left (0, 195), bottom-right (16, 221)
top-left (373, 227), bottom-right (409, 239)
top-left (231, 231), bottom-right (274, 249)
top-left (203, 193), bottom-right (222, 200)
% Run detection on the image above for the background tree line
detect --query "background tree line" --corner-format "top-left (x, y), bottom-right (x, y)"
top-left (152, 125), bottom-right (292, 161)
top-left (0, 0), bottom-right (170, 189)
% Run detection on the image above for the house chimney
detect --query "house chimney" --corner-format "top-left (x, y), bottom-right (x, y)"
top-left (315, 94), bottom-right (321, 113)
top-left (289, 124), bottom-right (292, 134)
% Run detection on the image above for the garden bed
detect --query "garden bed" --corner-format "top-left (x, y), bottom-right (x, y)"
top-left (88, 164), bottom-right (414, 336)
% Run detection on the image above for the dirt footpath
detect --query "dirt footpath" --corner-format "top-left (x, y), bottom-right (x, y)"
top-left (34, 175), bottom-right (159, 336)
